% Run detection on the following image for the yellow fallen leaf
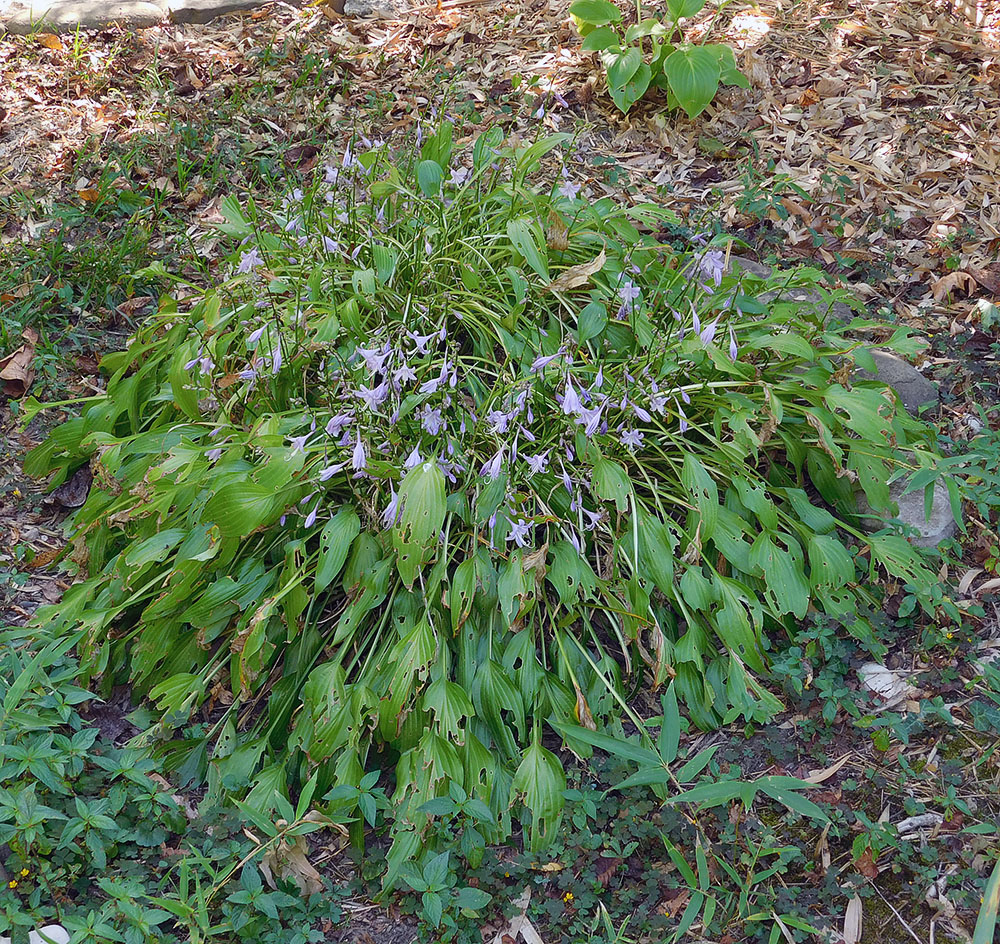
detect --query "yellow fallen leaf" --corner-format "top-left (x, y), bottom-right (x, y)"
top-left (37, 33), bottom-right (64, 50)
top-left (77, 188), bottom-right (101, 203)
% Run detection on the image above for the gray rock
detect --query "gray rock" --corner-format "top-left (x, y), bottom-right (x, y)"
top-left (343, 0), bottom-right (404, 14)
top-left (860, 479), bottom-right (959, 549)
top-left (2, 0), bottom-right (165, 31)
top-left (167, 0), bottom-right (265, 21)
top-left (727, 255), bottom-right (854, 324)
top-left (856, 349), bottom-right (939, 417)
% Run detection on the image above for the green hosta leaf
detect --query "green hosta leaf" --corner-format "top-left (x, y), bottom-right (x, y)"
top-left (680, 453), bottom-right (718, 541)
top-left (604, 46), bottom-right (642, 91)
top-left (512, 741), bottom-right (565, 852)
top-left (506, 219), bottom-right (549, 280)
top-left (636, 511), bottom-right (675, 596)
top-left (205, 482), bottom-right (282, 539)
top-left (450, 557), bottom-right (477, 633)
top-left (547, 540), bottom-right (598, 607)
top-left (393, 460), bottom-right (447, 588)
top-left (569, 0), bottom-right (622, 25)
top-left (581, 26), bottom-right (619, 51)
top-left (577, 301), bottom-right (608, 343)
top-left (749, 533), bottom-right (810, 618)
top-left (592, 457), bottom-right (631, 512)
top-left (665, 0), bottom-right (705, 18)
top-left (608, 62), bottom-right (652, 113)
top-left (416, 160), bottom-right (443, 197)
top-left (662, 46), bottom-right (722, 118)
top-left (123, 529), bottom-right (187, 569)
top-left (315, 506), bottom-right (361, 593)
top-left (807, 534), bottom-right (855, 589)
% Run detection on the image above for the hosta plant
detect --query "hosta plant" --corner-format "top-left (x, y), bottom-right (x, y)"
top-left (24, 126), bottom-right (946, 878)
top-left (570, 0), bottom-right (748, 114)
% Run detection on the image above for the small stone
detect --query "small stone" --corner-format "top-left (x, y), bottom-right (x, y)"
top-left (343, 0), bottom-right (404, 14)
top-left (860, 479), bottom-right (959, 549)
top-left (2, 0), bottom-right (166, 31)
top-left (855, 349), bottom-right (939, 417)
top-left (167, 0), bottom-right (268, 22)
top-left (726, 256), bottom-right (855, 324)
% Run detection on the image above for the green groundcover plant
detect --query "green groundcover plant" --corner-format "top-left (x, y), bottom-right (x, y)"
top-left (570, 0), bottom-right (747, 115)
top-left (23, 125), bottom-right (950, 877)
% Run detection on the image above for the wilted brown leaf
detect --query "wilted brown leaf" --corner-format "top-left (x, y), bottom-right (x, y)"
top-left (284, 144), bottom-right (321, 170)
top-left (77, 188), bottom-right (101, 203)
top-left (37, 33), bottom-right (64, 50)
top-left (0, 328), bottom-right (38, 397)
top-left (931, 270), bottom-right (977, 302)
top-left (545, 250), bottom-right (606, 293)
top-left (854, 849), bottom-right (879, 879)
top-left (545, 210), bottom-right (568, 253)
top-left (843, 895), bottom-right (863, 944)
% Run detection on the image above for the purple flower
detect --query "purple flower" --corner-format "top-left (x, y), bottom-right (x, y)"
top-left (729, 327), bottom-right (739, 362)
top-left (582, 508), bottom-right (603, 531)
top-left (322, 236), bottom-right (339, 253)
top-left (324, 164), bottom-right (339, 185)
top-left (561, 466), bottom-right (573, 494)
top-left (677, 400), bottom-right (689, 434)
top-left (617, 278), bottom-right (641, 310)
top-left (318, 462), bottom-right (345, 481)
top-left (420, 405), bottom-right (445, 435)
top-left (632, 403), bottom-right (652, 423)
top-left (288, 433), bottom-right (310, 454)
top-left (524, 451), bottom-right (550, 475)
top-left (450, 166), bottom-right (470, 186)
top-left (487, 409), bottom-right (513, 433)
top-left (304, 503), bottom-right (319, 529)
top-left (355, 381), bottom-right (390, 411)
top-left (355, 343), bottom-right (392, 375)
top-left (247, 325), bottom-right (266, 345)
top-left (382, 487), bottom-right (401, 528)
top-left (419, 376), bottom-right (443, 395)
top-left (530, 351), bottom-right (563, 373)
top-left (481, 448), bottom-right (504, 481)
top-left (325, 413), bottom-right (354, 436)
top-left (577, 404), bottom-right (604, 437)
top-left (408, 330), bottom-right (438, 355)
top-left (698, 319), bottom-right (719, 346)
top-left (697, 248), bottom-right (726, 288)
top-left (237, 248), bottom-right (263, 274)
top-left (351, 433), bottom-right (367, 472)
top-left (561, 379), bottom-right (583, 416)
top-left (507, 518), bottom-right (533, 548)
top-left (207, 448), bottom-right (223, 462)
top-left (619, 428), bottom-right (644, 450)
top-left (271, 345), bottom-right (283, 375)
top-left (650, 393), bottom-right (668, 414)
top-left (394, 363), bottom-right (417, 385)
top-left (404, 447), bottom-right (423, 470)
top-left (558, 177), bottom-right (581, 200)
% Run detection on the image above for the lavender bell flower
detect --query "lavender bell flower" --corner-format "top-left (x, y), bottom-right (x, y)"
top-left (697, 248), bottom-right (726, 289)
top-left (304, 503), bottom-right (319, 529)
top-left (619, 428), bottom-right (644, 450)
top-left (237, 247), bottom-right (263, 274)
top-left (355, 380), bottom-right (390, 411)
top-left (404, 447), bottom-right (423, 470)
top-left (699, 319), bottom-right (719, 346)
top-left (382, 487), bottom-right (401, 528)
top-left (318, 462), bottom-right (345, 481)
top-left (729, 327), bottom-right (739, 362)
top-left (420, 405), bottom-right (445, 435)
top-left (481, 448), bottom-right (504, 481)
top-left (248, 325), bottom-right (266, 345)
top-left (507, 518), bottom-right (533, 548)
top-left (288, 433), bottom-right (310, 454)
top-left (524, 450), bottom-right (550, 475)
top-left (676, 400), bottom-right (689, 433)
top-left (351, 433), bottom-right (367, 472)
top-left (561, 379), bottom-right (583, 416)
top-left (326, 413), bottom-right (354, 436)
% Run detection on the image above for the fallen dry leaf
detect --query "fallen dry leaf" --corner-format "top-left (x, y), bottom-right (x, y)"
top-left (77, 188), bottom-right (101, 203)
top-left (931, 270), bottom-right (977, 302)
top-left (0, 328), bottom-right (39, 397)
top-left (806, 754), bottom-right (850, 784)
top-left (37, 33), bottom-right (64, 50)
top-left (545, 249), bottom-right (606, 293)
top-left (843, 895), bottom-right (863, 944)
top-left (261, 832), bottom-right (324, 896)
top-left (492, 887), bottom-right (544, 944)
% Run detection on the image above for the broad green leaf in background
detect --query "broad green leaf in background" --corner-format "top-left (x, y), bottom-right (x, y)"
top-left (662, 46), bottom-right (722, 118)
top-left (315, 505), bottom-right (361, 593)
top-left (569, 0), bottom-right (622, 25)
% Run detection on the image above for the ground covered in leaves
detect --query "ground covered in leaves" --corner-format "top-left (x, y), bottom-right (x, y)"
top-left (2, 0), bottom-right (1000, 941)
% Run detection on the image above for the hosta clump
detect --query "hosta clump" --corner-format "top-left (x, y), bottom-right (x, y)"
top-left (26, 126), bottom-right (944, 873)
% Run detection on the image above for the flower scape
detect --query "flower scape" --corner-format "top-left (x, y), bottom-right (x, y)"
top-left (25, 125), bottom-right (947, 872)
